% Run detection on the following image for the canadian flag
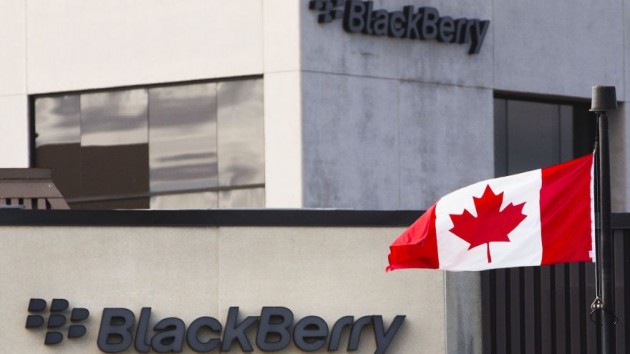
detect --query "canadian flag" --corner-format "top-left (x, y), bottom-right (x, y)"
top-left (387, 153), bottom-right (595, 271)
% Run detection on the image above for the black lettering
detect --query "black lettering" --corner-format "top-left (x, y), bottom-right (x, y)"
top-left (469, 20), bottom-right (490, 54)
top-left (187, 317), bottom-right (222, 352)
top-left (420, 7), bottom-right (439, 40)
top-left (348, 316), bottom-right (373, 351)
top-left (221, 307), bottom-right (257, 352)
top-left (97, 308), bottom-right (135, 353)
top-left (373, 315), bottom-right (406, 354)
top-left (388, 11), bottom-right (405, 38)
top-left (465, 20), bottom-right (476, 47)
top-left (151, 318), bottom-right (185, 353)
top-left (403, 6), bottom-right (420, 39)
top-left (454, 18), bottom-right (469, 44)
top-left (362, 1), bottom-right (374, 34)
top-left (315, 1), bottom-right (489, 54)
top-left (293, 316), bottom-right (329, 352)
top-left (328, 316), bottom-right (354, 351)
top-left (134, 308), bottom-right (151, 353)
top-left (437, 16), bottom-right (455, 43)
top-left (343, 0), bottom-right (366, 33)
top-left (256, 307), bottom-right (293, 351)
top-left (372, 10), bottom-right (389, 36)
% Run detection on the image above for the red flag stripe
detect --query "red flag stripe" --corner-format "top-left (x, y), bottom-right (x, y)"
top-left (387, 204), bottom-right (439, 271)
top-left (540, 153), bottom-right (594, 264)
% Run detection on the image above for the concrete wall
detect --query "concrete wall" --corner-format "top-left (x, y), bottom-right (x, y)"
top-left (610, 104), bottom-right (629, 212)
top-left (493, 0), bottom-right (624, 99)
top-left (299, 0), bottom-right (494, 210)
top-left (0, 225), bottom-right (444, 353)
top-left (1, 0), bottom-right (628, 205)
top-left (297, 2), bottom-right (627, 354)
top-left (298, 0), bottom-right (630, 211)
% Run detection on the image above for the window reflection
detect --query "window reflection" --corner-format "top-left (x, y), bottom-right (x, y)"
top-left (80, 89), bottom-right (149, 204)
top-left (219, 188), bottom-right (265, 208)
top-left (217, 79), bottom-right (265, 187)
top-left (81, 89), bottom-right (148, 146)
top-left (34, 95), bottom-right (81, 199)
top-left (35, 95), bottom-right (80, 147)
top-left (33, 78), bottom-right (265, 210)
top-left (150, 191), bottom-right (218, 210)
top-left (149, 83), bottom-right (218, 193)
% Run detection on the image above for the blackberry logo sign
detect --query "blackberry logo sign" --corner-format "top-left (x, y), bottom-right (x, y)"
top-left (98, 307), bottom-right (405, 354)
top-left (24, 300), bottom-right (405, 353)
top-left (25, 298), bottom-right (90, 345)
top-left (309, 0), bottom-right (490, 54)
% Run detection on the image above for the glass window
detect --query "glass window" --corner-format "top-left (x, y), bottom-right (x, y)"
top-left (34, 95), bottom-right (81, 199)
top-left (150, 191), bottom-right (218, 210)
top-left (80, 89), bottom-right (150, 208)
top-left (494, 97), bottom-right (594, 176)
top-left (217, 79), bottom-right (265, 187)
top-left (148, 83), bottom-right (218, 193)
top-left (219, 187), bottom-right (265, 208)
top-left (33, 77), bottom-right (265, 210)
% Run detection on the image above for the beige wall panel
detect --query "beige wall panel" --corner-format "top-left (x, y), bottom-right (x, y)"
top-left (263, 0), bottom-right (300, 73)
top-left (0, 95), bottom-right (29, 167)
top-left (0, 0), bottom-right (26, 95)
top-left (1, 225), bottom-right (445, 353)
top-left (218, 226), bottom-right (445, 353)
top-left (1, 226), bottom-right (219, 353)
top-left (27, 0), bottom-right (263, 93)
top-left (264, 72), bottom-right (303, 207)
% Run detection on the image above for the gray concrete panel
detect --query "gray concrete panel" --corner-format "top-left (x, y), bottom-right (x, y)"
top-left (610, 104), bottom-right (629, 212)
top-left (626, 0), bottom-right (630, 102)
top-left (494, 0), bottom-right (624, 98)
top-left (301, 72), bottom-right (400, 209)
top-left (398, 82), bottom-right (494, 209)
top-left (301, 0), bottom-right (493, 87)
top-left (445, 272), bottom-right (482, 354)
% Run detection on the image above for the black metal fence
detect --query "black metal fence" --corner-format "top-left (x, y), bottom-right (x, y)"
top-left (481, 214), bottom-right (630, 354)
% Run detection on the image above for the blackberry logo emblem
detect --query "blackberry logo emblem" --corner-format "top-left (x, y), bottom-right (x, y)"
top-left (25, 298), bottom-right (89, 345)
top-left (309, 0), bottom-right (345, 23)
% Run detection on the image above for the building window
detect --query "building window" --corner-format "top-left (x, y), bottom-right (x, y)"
top-left (33, 78), bottom-right (265, 210)
top-left (494, 96), bottom-right (595, 177)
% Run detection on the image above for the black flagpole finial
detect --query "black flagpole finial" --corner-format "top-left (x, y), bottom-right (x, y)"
top-left (590, 86), bottom-right (617, 113)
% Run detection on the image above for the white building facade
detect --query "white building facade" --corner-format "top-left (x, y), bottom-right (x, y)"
top-left (1, 1), bottom-right (629, 353)
top-left (2, 0), bottom-right (629, 211)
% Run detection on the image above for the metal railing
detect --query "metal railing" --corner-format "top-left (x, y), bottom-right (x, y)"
top-left (0, 169), bottom-right (69, 210)
top-left (481, 214), bottom-right (630, 354)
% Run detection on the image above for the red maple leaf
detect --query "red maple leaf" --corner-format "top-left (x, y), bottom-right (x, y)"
top-left (449, 185), bottom-right (527, 263)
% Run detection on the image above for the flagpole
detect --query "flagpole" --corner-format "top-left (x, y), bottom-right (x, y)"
top-left (590, 85), bottom-right (617, 354)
